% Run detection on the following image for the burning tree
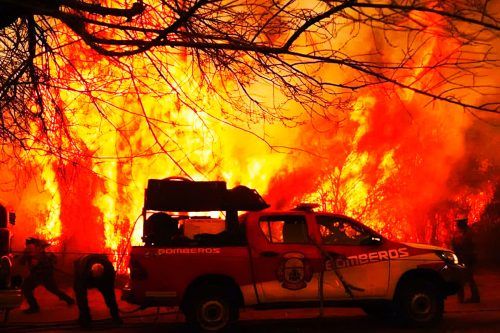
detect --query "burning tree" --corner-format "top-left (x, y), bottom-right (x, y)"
top-left (1, 1), bottom-right (498, 146)
top-left (0, 1), bottom-right (498, 257)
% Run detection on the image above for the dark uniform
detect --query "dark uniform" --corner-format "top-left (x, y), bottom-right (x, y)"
top-left (73, 254), bottom-right (121, 327)
top-left (20, 238), bottom-right (74, 313)
top-left (451, 218), bottom-right (480, 303)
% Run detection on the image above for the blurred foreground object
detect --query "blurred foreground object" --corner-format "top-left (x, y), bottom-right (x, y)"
top-left (0, 204), bottom-right (22, 322)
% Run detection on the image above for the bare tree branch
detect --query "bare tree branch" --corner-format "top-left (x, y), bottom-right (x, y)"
top-left (0, 0), bottom-right (498, 159)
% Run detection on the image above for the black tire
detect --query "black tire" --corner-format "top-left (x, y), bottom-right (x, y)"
top-left (395, 279), bottom-right (444, 327)
top-left (184, 285), bottom-right (239, 332)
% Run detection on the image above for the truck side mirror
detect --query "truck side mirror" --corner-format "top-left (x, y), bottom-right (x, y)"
top-left (8, 212), bottom-right (16, 225)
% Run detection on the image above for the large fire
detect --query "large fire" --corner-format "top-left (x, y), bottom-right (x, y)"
top-left (0, 2), bottom-right (498, 270)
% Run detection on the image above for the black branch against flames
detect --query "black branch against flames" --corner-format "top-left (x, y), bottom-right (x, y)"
top-left (0, 0), bottom-right (499, 151)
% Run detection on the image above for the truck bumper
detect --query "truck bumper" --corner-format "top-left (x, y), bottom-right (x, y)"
top-left (0, 288), bottom-right (23, 309)
top-left (439, 264), bottom-right (468, 296)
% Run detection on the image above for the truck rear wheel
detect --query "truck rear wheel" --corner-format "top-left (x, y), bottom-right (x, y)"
top-left (184, 285), bottom-right (238, 332)
top-left (395, 279), bottom-right (443, 327)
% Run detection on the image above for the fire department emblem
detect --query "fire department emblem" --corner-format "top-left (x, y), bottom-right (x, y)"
top-left (277, 252), bottom-right (313, 290)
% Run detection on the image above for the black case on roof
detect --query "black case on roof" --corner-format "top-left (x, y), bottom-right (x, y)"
top-left (144, 178), bottom-right (269, 212)
top-left (225, 186), bottom-right (269, 211)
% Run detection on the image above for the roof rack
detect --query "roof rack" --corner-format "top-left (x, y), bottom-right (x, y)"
top-left (292, 203), bottom-right (319, 212)
top-left (144, 178), bottom-right (270, 212)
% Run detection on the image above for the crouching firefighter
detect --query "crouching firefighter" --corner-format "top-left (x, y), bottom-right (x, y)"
top-left (73, 254), bottom-right (122, 327)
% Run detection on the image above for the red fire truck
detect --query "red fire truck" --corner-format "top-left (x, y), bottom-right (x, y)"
top-left (122, 178), bottom-right (466, 331)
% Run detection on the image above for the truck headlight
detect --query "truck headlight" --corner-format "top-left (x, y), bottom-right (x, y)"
top-left (436, 251), bottom-right (460, 265)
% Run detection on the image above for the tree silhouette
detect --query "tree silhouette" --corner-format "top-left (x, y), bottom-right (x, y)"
top-left (0, 0), bottom-right (498, 162)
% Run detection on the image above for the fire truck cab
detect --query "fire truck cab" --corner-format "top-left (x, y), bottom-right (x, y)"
top-left (123, 179), bottom-right (466, 331)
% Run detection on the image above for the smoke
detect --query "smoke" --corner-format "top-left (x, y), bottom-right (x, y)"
top-left (263, 68), bottom-right (499, 245)
top-left (262, 7), bottom-right (500, 244)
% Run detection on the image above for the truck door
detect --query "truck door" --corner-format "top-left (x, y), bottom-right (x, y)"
top-left (315, 215), bottom-right (390, 299)
top-left (250, 214), bottom-right (322, 303)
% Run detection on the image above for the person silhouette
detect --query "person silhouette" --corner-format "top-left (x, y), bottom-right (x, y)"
top-left (451, 218), bottom-right (480, 303)
top-left (73, 254), bottom-right (121, 327)
top-left (20, 238), bottom-right (74, 313)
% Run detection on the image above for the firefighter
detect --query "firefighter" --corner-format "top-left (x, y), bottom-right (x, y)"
top-left (73, 254), bottom-right (122, 327)
top-left (451, 217), bottom-right (480, 303)
top-left (20, 237), bottom-right (75, 313)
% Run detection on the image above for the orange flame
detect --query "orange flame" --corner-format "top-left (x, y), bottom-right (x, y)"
top-left (0, 5), bottom-right (497, 267)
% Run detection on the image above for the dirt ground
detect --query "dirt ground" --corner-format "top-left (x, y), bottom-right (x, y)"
top-left (2, 269), bottom-right (500, 332)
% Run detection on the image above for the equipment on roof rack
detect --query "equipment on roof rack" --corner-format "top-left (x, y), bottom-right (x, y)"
top-left (292, 203), bottom-right (319, 212)
top-left (144, 178), bottom-right (269, 212)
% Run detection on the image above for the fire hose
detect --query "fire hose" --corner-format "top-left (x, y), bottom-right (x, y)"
top-left (1, 309), bottom-right (180, 331)
top-left (308, 236), bottom-right (364, 318)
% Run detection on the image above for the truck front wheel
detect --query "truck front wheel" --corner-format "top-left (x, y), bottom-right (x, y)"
top-left (184, 285), bottom-right (238, 332)
top-left (395, 279), bottom-right (443, 327)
